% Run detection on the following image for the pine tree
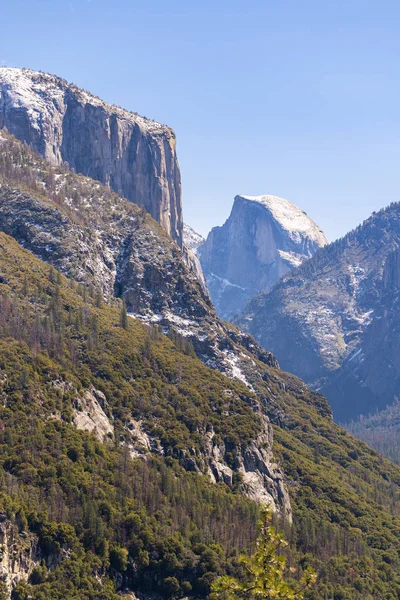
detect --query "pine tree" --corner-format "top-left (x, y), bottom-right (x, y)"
top-left (211, 506), bottom-right (316, 600)
top-left (120, 300), bottom-right (128, 330)
top-left (95, 289), bottom-right (103, 308)
top-left (48, 264), bottom-right (56, 284)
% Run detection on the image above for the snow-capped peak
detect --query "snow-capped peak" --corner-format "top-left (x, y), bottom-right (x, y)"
top-left (235, 194), bottom-right (327, 248)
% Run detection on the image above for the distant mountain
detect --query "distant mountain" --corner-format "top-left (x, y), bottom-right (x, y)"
top-left (183, 223), bottom-right (205, 252)
top-left (198, 194), bottom-right (327, 321)
top-left (0, 67), bottom-right (183, 246)
top-left (237, 202), bottom-right (400, 422)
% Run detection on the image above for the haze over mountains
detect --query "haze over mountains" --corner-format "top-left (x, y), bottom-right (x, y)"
top-left (2, 66), bottom-right (400, 599)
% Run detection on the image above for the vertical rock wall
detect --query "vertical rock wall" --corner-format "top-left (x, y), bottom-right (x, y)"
top-left (0, 67), bottom-right (183, 246)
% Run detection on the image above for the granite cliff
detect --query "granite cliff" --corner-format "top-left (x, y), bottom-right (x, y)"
top-left (198, 194), bottom-right (327, 320)
top-left (0, 67), bottom-right (183, 246)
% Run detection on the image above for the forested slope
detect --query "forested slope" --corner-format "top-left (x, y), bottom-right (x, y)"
top-left (1, 235), bottom-right (400, 598)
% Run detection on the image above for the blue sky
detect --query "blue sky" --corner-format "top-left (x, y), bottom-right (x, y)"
top-left (2, 0), bottom-right (400, 241)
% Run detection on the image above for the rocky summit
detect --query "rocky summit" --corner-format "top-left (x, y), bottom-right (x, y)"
top-left (237, 202), bottom-right (400, 422)
top-left (198, 194), bottom-right (326, 321)
top-left (0, 67), bottom-right (183, 246)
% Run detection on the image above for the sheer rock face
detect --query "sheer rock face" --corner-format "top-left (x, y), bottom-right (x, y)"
top-left (237, 203), bottom-right (400, 422)
top-left (205, 417), bottom-right (291, 520)
top-left (198, 195), bottom-right (327, 320)
top-left (0, 67), bottom-right (183, 246)
top-left (0, 518), bottom-right (39, 597)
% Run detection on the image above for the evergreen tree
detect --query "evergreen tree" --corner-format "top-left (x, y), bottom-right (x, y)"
top-left (211, 506), bottom-right (316, 600)
top-left (120, 300), bottom-right (128, 330)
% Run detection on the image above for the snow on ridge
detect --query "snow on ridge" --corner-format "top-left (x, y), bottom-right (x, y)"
top-left (222, 350), bottom-right (254, 391)
top-left (183, 224), bottom-right (205, 253)
top-left (277, 249), bottom-right (305, 268)
top-left (208, 271), bottom-right (246, 291)
top-left (0, 67), bottom-right (169, 135)
top-left (236, 194), bottom-right (327, 247)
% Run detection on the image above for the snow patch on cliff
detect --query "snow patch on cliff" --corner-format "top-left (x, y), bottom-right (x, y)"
top-left (208, 271), bottom-right (246, 291)
top-left (183, 224), bottom-right (205, 253)
top-left (222, 350), bottom-right (255, 391)
top-left (277, 250), bottom-right (305, 268)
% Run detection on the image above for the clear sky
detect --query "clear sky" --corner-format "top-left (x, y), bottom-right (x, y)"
top-left (2, 0), bottom-right (400, 241)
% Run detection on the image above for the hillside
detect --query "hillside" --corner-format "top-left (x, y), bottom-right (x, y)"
top-left (345, 402), bottom-right (400, 465)
top-left (1, 235), bottom-right (400, 597)
top-left (2, 131), bottom-right (400, 598)
top-left (0, 233), bottom-right (264, 599)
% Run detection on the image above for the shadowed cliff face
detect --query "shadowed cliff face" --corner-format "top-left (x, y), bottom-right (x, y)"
top-left (0, 67), bottom-right (183, 247)
top-left (199, 194), bottom-right (327, 320)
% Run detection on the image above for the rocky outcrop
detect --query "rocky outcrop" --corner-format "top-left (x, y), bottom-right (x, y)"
top-left (0, 67), bottom-right (183, 246)
top-left (72, 387), bottom-right (157, 458)
top-left (206, 417), bottom-right (290, 517)
top-left (0, 516), bottom-right (39, 597)
top-left (237, 202), bottom-right (400, 422)
top-left (73, 388), bottom-right (114, 442)
top-left (198, 194), bottom-right (327, 320)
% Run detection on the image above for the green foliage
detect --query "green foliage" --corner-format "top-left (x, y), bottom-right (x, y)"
top-left (345, 402), bottom-right (400, 465)
top-left (164, 576), bottom-right (181, 598)
top-left (212, 507), bottom-right (316, 599)
top-left (0, 233), bottom-right (260, 598)
top-left (1, 219), bottom-right (400, 599)
top-left (109, 545), bottom-right (128, 572)
top-left (119, 301), bottom-right (128, 330)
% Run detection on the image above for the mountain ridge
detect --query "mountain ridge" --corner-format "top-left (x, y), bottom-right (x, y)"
top-left (237, 200), bottom-right (400, 421)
